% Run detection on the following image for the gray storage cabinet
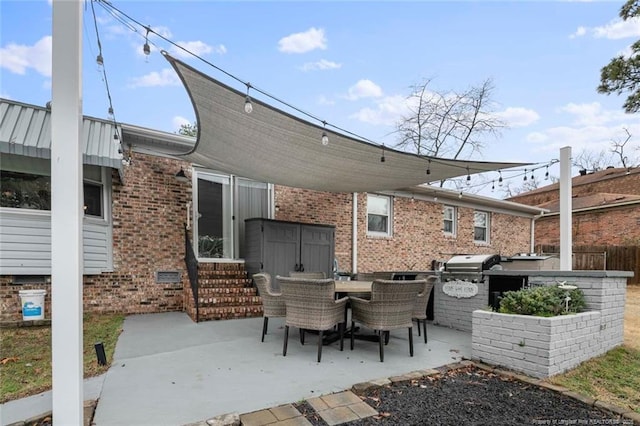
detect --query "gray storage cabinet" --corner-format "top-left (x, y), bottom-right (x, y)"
top-left (245, 218), bottom-right (335, 290)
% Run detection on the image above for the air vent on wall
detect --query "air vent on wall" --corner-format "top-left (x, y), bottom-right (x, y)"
top-left (155, 271), bottom-right (182, 283)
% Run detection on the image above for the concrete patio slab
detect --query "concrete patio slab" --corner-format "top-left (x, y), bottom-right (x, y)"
top-left (89, 312), bottom-right (470, 425)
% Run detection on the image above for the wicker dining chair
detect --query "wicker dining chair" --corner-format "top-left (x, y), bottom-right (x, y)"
top-left (277, 276), bottom-right (348, 363)
top-left (288, 271), bottom-right (326, 279)
top-left (412, 275), bottom-right (437, 343)
top-left (349, 279), bottom-right (426, 362)
top-left (253, 273), bottom-right (286, 342)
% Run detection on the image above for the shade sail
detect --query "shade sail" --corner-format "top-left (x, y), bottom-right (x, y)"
top-left (165, 53), bottom-right (526, 193)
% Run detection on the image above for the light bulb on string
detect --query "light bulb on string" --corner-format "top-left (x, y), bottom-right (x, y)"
top-left (491, 180), bottom-right (495, 192)
top-left (498, 171), bottom-right (503, 186)
top-left (244, 83), bottom-right (253, 113)
top-left (143, 26), bottom-right (151, 60)
top-left (466, 166), bottom-right (471, 186)
top-left (380, 145), bottom-right (386, 162)
top-left (523, 169), bottom-right (527, 181)
top-left (96, 53), bottom-right (104, 71)
top-left (426, 159), bottom-right (431, 175)
top-left (108, 107), bottom-right (114, 119)
top-left (545, 166), bottom-right (549, 180)
top-left (321, 121), bottom-right (329, 146)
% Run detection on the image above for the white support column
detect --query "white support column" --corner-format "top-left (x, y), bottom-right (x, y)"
top-left (559, 146), bottom-right (572, 271)
top-left (51, 0), bottom-right (84, 424)
top-left (352, 193), bottom-right (358, 274)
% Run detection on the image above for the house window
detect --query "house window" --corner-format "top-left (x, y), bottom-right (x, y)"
top-left (367, 194), bottom-right (392, 236)
top-left (474, 211), bottom-right (490, 243)
top-left (443, 206), bottom-right (456, 236)
top-left (0, 154), bottom-right (105, 218)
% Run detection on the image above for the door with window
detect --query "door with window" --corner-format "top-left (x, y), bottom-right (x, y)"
top-left (194, 171), bottom-right (271, 260)
top-left (195, 172), bottom-right (232, 259)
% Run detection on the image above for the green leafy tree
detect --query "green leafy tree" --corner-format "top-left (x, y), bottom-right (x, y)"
top-left (598, 0), bottom-right (640, 113)
top-left (178, 122), bottom-right (198, 137)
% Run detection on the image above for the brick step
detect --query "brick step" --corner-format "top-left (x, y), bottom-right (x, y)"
top-left (186, 304), bottom-right (263, 321)
top-left (197, 278), bottom-right (252, 288)
top-left (197, 271), bottom-right (249, 279)
top-left (195, 287), bottom-right (258, 296)
top-left (196, 295), bottom-right (262, 308)
top-left (197, 262), bottom-right (246, 271)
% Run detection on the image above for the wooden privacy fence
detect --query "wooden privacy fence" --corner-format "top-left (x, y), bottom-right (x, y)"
top-left (536, 245), bottom-right (639, 285)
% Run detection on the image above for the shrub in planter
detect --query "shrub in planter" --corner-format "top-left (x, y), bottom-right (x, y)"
top-left (499, 285), bottom-right (586, 317)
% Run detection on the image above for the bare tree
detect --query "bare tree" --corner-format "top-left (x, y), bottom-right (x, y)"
top-left (611, 127), bottom-right (634, 168)
top-left (393, 78), bottom-right (506, 188)
top-left (573, 128), bottom-right (638, 172)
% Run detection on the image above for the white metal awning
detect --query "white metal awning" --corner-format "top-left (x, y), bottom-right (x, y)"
top-left (164, 53), bottom-right (527, 193)
top-left (0, 99), bottom-right (123, 171)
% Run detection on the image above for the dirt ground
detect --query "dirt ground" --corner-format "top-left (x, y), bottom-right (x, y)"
top-left (625, 284), bottom-right (640, 350)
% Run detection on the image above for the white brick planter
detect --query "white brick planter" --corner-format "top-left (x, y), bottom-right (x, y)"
top-left (472, 310), bottom-right (605, 378)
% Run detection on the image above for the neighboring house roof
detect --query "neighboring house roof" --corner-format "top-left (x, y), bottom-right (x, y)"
top-left (508, 166), bottom-right (640, 201)
top-left (0, 98), bottom-right (123, 170)
top-left (536, 192), bottom-right (640, 214)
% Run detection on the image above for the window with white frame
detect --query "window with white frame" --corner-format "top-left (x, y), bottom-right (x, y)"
top-left (474, 211), bottom-right (490, 243)
top-left (367, 194), bottom-right (392, 236)
top-left (443, 205), bottom-right (456, 236)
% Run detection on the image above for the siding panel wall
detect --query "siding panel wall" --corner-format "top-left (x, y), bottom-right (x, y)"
top-left (0, 209), bottom-right (111, 274)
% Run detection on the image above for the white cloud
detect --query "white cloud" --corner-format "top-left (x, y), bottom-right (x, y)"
top-left (172, 116), bottom-right (192, 131)
top-left (0, 36), bottom-right (52, 77)
top-left (345, 79), bottom-right (383, 101)
top-left (496, 107), bottom-right (540, 127)
top-left (299, 59), bottom-right (341, 72)
top-left (558, 101), bottom-right (627, 126)
top-left (570, 17), bottom-right (640, 39)
top-left (569, 26), bottom-right (587, 39)
top-left (278, 27), bottom-right (327, 54)
top-left (350, 94), bottom-right (410, 126)
top-left (526, 103), bottom-right (640, 156)
top-left (170, 41), bottom-right (226, 59)
top-left (593, 17), bottom-right (640, 39)
top-left (317, 95), bottom-right (335, 106)
top-left (129, 68), bottom-right (180, 87)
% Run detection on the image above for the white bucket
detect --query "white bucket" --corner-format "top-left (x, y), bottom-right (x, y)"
top-left (19, 289), bottom-right (47, 320)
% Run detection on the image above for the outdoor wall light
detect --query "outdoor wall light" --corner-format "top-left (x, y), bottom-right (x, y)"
top-left (175, 167), bottom-right (189, 182)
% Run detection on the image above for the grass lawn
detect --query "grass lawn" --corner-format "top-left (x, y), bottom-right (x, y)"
top-left (0, 313), bottom-right (124, 404)
top-left (549, 284), bottom-right (640, 414)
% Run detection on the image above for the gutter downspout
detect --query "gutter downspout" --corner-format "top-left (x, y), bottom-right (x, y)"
top-left (530, 211), bottom-right (545, 253)
top-left (352, 192), bottom-right (358, 275)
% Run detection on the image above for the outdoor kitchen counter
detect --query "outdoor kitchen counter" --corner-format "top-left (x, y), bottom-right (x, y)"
top-left (483, 270), bottom-right (634, 278)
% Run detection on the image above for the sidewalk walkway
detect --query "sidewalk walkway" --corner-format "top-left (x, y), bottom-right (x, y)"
top-left (1, 312), bottom-right (471, 426)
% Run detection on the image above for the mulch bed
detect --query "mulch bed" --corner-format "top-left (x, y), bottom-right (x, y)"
top-left (296, 366), bottom-right (628, 426)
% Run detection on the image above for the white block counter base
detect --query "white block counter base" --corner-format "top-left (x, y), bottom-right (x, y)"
top-left (471, 270), bottom-right (633, 378)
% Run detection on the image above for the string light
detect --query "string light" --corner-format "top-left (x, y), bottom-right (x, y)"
top-left (491, 180), bottom-right (495, 192)
top-left (426, 159), bottom-right (431, 175)
top-left (523, 169), bottom-right (528, 181)
top-left (545, 166), bottom-right (549, 180)
top-left (531, 169), bottom-right (535, 180)
top-left (380, 145), bottom-right (386, 163)
top-left (143, 26), bottom-right (151, 57)
top-left (466, 166), bottom-right (471, 186)
top-left (498, 171), bottom-right (503, 186)
top-left (321, 121), bottom-right (329, 146)
top-left (244, 83), bottom-right (253, 114)
top-left (96, 53), bottom-right (104, 70)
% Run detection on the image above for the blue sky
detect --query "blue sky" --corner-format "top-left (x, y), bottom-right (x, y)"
top-left (1, 1), bottom-right (639, 193)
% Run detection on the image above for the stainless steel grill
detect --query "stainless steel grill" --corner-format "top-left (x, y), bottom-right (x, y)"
top-left (441, 254), bottom-right (501, 282)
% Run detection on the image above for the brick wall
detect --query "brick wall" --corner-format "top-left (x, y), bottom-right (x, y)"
top-left (471, 272), bottom-right (627, 378)
top-left (535, 205), bottom-right (640, 246)
top-left (509, 168), bottom-right (640, 207)
top-left (1, 152), bottom-right (191, 321)
top-left (433, 276), bottom-right (488, 332)
top-left (275, 187), bottom-right (533, 274)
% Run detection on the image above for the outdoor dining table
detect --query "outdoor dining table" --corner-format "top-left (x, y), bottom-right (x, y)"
top-left (334, 280), bottom-right (372, 295)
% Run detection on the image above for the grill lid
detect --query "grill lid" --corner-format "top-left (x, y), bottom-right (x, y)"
top-left (444, 254), bottom-right (501, 273)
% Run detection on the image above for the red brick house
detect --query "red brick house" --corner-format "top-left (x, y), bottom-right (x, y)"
top-left (1, 98), bottom-right (544, 322)
top-left (508, 167), bottom-right (640, 246)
